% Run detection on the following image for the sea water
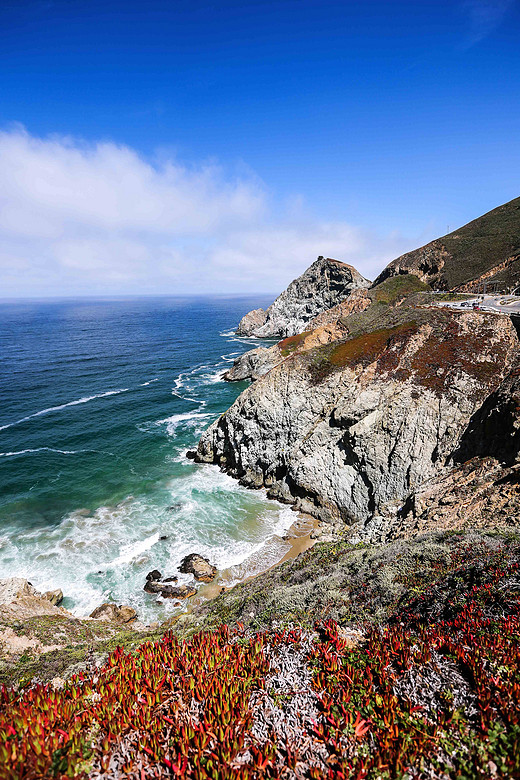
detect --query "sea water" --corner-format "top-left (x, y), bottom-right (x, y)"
top-left (0, 295), bottom-right (292, 622)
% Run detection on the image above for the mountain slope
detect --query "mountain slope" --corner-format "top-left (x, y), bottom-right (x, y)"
top-left (373, 196), bottom-right (520, 291)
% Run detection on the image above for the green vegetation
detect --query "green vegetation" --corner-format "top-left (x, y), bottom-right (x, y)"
top-left (374, 196), bottom-right (520, 290)
top-left (368, 273), bottom-right (431, 305)
top-left (305, 322), bottom-right (417, 383)
top-left (0, 618), bottom-right (163, 688)
top-left (179, 529), bottom-right (519, 634)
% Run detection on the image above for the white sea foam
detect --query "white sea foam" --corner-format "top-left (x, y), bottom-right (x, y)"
top-left (171, 390), bottom-right (200, 402)
top-left (163, 411), bottom-right (215, 437)
top-left (0, 388), bottom-right (130, 432)
top-left (0, 447), bottom-right (78, 457)
top-left (139, 379), bottom-right (159, 386)
top-left (107, 532), bottom-right (160, 567)
top-left (201, 369), bottom-right (225, 384)
top-left (220, 329), bottom-right (237, 337)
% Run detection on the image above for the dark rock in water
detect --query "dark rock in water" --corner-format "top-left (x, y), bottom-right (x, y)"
top-left (162, 584), bottom-right (197, 599)
top-left (186, 450), bottom-right (197, 460)
top-left (144, 578), bottom-right (193, 598)
top-left (159, 535), bottom-right (169, 540)
top-left (146, 570), bottom-right (162, 582)
top-left (167, 502), bottom-right (183, 511)
top-left (144, 581), bottom-right (163, 594)
top-left (179, 553), bottom-right (217, 582)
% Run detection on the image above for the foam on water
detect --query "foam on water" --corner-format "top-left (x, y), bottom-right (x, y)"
top-left (0, 295), bottom-right (290, 622)
top-left (0, 388), bottom-right (130, 431)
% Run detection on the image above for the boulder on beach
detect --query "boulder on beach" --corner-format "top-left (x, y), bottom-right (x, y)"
top-left (178, 553), bottom-right (217, 582)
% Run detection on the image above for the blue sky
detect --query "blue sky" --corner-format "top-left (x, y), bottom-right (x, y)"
top-left (0, 0), bottom-right (519, 296)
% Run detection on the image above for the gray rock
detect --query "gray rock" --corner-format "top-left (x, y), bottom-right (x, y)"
top-left (236, 257), bottom-right (370, 338)
top-left (197, 309), bottom-right (519, 533)
top-left (0, 578), bottom-right (70, 620)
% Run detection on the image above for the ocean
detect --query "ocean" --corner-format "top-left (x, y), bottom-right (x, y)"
top-left (0, 295), bottom-right (296, 622)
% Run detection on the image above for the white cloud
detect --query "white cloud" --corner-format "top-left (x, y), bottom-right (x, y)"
top-left (0, 127), bottom-right (413, 297)
top-left (459, 0), bottom-right (515, 47)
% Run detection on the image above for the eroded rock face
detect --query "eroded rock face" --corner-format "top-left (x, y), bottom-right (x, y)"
top-left (197, 309), bottom-right (519, 526)
top-left (391, 457), bottom-right (520, 540)
top-left (236, 257), bottom-right (370, 338)
top-left (236, 308), bottom-right (267, 337)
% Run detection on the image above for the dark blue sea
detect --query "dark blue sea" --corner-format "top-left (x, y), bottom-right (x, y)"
top-left (0, 296), bottom-right (294, 621)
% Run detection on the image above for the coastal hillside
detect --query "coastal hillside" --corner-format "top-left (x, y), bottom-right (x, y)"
top-left (2, 529), bottom-right (520, 778)
top-left (225, 275), bottom-right (429, 382)
top-left (3, 202), bottom-right (520, 777)
top-left (373, 196), bottom-right (520, 291)
top-left (236, 256), bottom-right (370, 338)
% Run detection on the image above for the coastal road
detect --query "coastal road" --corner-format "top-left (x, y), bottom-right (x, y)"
top-left (436, 294), bottom-right (520, 316)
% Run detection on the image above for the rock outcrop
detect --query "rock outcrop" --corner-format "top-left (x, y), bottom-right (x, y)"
top-left (0, 578), bottom-right (71, 621)
top-left (226, 289), bottom-right (372, 382)
top-left (236, 257), bottom-right (370, 338)
top-left (225, 276), bottom-right (432, 383)
top-left (197, 308), bottom-right (519, 527)
top-left (89, 603), bottom-right (138, 625)
top-left (179, 554), bottom-right (217, 582)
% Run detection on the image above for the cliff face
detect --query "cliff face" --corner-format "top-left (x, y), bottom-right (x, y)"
top-left (197, 308), bottom-right (519, 528)
top-left (373, 196), bottom-right (520, 291)
top-left (236, 256), bottom-right (370, 338)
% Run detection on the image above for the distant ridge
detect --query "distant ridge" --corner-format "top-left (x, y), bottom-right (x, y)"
top-left (373, 196), bottom-right (520, 291)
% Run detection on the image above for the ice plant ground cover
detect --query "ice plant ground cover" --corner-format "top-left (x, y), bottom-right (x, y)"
top-left (1, 538), bottom-right (519, 779)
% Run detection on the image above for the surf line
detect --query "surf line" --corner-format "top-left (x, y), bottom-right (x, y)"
top-left (0, 388), bottom-right (130, 432)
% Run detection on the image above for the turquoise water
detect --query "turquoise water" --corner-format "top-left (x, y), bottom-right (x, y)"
top-left (0, 296), bottom-right (292, 621)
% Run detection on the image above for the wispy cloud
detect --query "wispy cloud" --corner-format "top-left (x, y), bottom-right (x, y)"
top-left (0, 127), bottom-right (414, 298)
top-left (460, 0), bottom-right (515, 47)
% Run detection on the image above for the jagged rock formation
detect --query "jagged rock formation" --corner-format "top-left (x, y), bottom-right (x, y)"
top-left (197, 308), bottom-right (519, 526)
top-left (373, 196), bottom-right (520, 292)
top-left (236, 256), bottom-right (370, 338)
top-left (225, 276), bottom-right (430, 383)
top-left (225, 289), bottom-right (371, 381)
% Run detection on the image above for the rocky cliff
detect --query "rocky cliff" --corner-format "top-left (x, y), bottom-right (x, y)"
top-left (373, 196), bottom-right (520, 291)
top-left (197, 306), bottom-right (519, 531)
top-left (225, 275), bottom-right (429, 382)
top-left (236, 256), bottom-right (370, 338)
